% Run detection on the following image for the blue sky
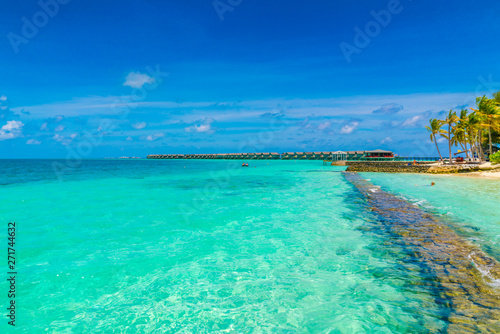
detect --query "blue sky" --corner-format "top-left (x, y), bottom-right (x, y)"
top-left (1, 0), bottom-right (499, 158)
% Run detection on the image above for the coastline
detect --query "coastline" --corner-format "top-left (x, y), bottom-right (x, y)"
top-left (345, 160), bottom-right (500, 177)
top-left (445, 170), bottom-right (500, 179)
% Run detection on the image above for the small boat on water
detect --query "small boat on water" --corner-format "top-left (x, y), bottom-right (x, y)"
top-left (242, 163), bottom-right (249, 167)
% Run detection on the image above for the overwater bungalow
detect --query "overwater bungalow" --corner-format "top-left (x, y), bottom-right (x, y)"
top-left (313, 152), bottom-right (323, 160)
top-left (248, 153), bottom-right (256, 159)
top-left (270, 152), bottom-right (280, 160)
top-left (304, 152), bottom-right (314, 159)
top-left (295, 152), bottom-right (305, 159)
top-left (363, 149), bottom-right (394, 160)
top-left (347, 151), bottom-right (365, 160)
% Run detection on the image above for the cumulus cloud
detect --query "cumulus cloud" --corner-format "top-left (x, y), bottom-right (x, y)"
top-left (372, 103), bottom-right (404, 114)
top-left (54, 125), bottom-right (65, 132)
top-left (340, 121), bottom-right (359, 134)
top-left (381, 136), bottom-right (392, 144)
top-left (185, 118), bottom-right (215, 134)
top-left (132, 122), bottom-right (147, 130)
top-left (123, 72), bottom-right (155, 88)
top-left (317, 121), bottom-right (331, 131)
top-left (53, 134), bottom-right (64, 142)
top-left (0, 95), bottom-right (6, 101)
top-left (0, 120), bottom-right (24, 141)
top-left (26, 139), bottom-right (41, 145)
top-left (126, 136), bottom-right (133, 141)
top-left (53, 134), bottom-right (75, 145)
top-left (145, 133), bottom-right (164, 141)
top-left (402, 115), bottom-right (422, 127)
top-left (260, 109), bottom-right (286, 119)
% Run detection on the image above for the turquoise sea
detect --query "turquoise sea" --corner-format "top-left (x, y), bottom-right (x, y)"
top-left (0, 159), bottom-right (499, 333)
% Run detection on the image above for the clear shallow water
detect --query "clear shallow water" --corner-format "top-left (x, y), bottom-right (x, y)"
top-left (0, 160), bottom-right (498, 333)
top-left (362, 172), bottom-right (500, 261)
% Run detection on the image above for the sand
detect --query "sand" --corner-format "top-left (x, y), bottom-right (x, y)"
top-left (456, 171), bottom-right (500, 179)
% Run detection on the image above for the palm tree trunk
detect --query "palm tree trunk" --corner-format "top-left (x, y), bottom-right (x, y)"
top-left (464, 141), bottom-right (470, 160)
top-left (479, 130), bottom-right (484, 163)
top-left (489, 126), bottom-right (493, 156)
top-left (433, 134), bottom-right (443, 162)
top-left (448, 123), bottom-right (452, 164)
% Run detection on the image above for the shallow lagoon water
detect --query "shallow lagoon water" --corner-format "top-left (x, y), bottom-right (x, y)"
top-left (0, 159), bottom-right (499, 332)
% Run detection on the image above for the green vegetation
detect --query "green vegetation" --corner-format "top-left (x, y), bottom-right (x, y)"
top-left (490, 151), bottom-right (500, 165)
top-left (426, 91), bottom-right (500, 163)
top-left (425, 118), bottom-right (446, 161)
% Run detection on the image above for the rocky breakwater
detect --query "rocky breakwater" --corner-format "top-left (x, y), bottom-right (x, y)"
top-left (427, 164), bottom-right (482, 174)
top-left (346, 161), bottom-right (431, 173)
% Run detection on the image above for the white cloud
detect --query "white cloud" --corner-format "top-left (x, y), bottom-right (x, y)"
top-left (126, 136), bottom-right (133, 141)
top-left (145, 133), bottom-right (164, 141)
top-left (402, 115), bottom-right (422, 127)
top-left (372, 103), bottom-right (403, 114)
top-left (54, 125), bottom-right (65, 132)
top-left (317, 121), bottom-right (331, 130)
top-left (0, 120), bottom-right (24, 141)
top-left (381, 136), bottom-right (392, 144)
top-left (187, 124), bottom-right (212, 133)
top-left (40, 122), bottom-right (48, 130)
top-left (0, 95), bottom-right (7, 101)
top-left (132, 122), bottom-right (147, 130)
top-left (123, 72), bottom-right (155, 88)
top-left (340, 121), bottom-right (359, 134)
top-left (26, 139), bottom-right (41, 145)
top-left (437, 137), bottom-right (446, 143)
top-left (2, 120), bottom-right (23, 131)
top-left (53, 134), bottom-right (63, 142)
top-left (70, 133), bottom-right (77, 139)
top-left (185, 118), bottom-right (215, 134)
top-left (12, 92), bottom-right (482, 119)
top-left (53, 134), bottom-right (75, 145)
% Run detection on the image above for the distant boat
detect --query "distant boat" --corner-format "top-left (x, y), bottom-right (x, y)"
top-left (242, 163), bottom-right (249, 167)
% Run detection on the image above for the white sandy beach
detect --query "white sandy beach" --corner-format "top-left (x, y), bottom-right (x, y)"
top-left (457, 170), bottom-right (500, 179)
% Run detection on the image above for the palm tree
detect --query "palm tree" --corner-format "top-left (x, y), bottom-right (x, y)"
top-left (472, 96), bottom-right (500, 156)
top-left (455, 109), bottom-right (470, 159)
top-left (494, 90), bottom-right (500, 104)
top-left (442, 110), bottom-right (459, 164)
top-left (467, 112), bottom-right (483, 162)
top-left (425, 119), bottom-right (445, 162)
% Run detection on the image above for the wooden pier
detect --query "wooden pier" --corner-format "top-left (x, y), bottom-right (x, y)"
top-left (147, 149), bottom-right (441, 163)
